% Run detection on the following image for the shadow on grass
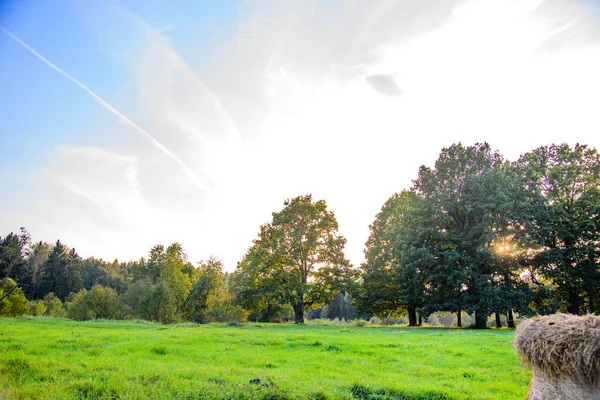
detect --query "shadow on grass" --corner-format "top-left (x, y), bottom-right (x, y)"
top-left (350, 384), bottom-right (451, 400)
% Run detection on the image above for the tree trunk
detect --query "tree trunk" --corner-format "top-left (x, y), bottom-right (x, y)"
top-left (408, 307), bottom-right (417, 326)
top-left (495, 312), bottom-right (502, 328)
top-left (567, 291), bottom-right (580, 315)
top-left (457, 311), bottom-right (462, 328)
top-left (507, 309), bottom-right (515, 328)
top-left (418, 314), bottom-right (423, 326)
top-left (474, 310), bottom-right (487, 329)
top-left (293, 301), bottom-right (305, 324)
top-left (589, 294), bottom-right (595, 315)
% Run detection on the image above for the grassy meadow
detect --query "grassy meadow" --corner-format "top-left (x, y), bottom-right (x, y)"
top-left (0, 318), bottom-right (529, 399)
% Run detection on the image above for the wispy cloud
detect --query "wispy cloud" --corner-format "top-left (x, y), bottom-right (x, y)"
top-left (0, 26), bottom-right (211, 193)
top-left (3, 0), bottom-right (600, 269)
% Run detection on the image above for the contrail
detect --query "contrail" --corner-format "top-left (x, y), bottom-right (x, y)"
top-left (1, 26), bottom-right (211, 192)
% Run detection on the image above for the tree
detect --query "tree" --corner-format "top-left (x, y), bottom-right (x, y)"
top-left (358, 191), bottom-right (420, 323)
top-left (43, 292), bottom-right (66, 317)
top-left (516, 143), bottom-right (600, 314)
top-left (409, 143), bottom-right (528, 328)
top-left (236, 195), bottom-right (356, 324)
top-left (139, 283), bottom-right (177, 324)
top-left (0, 228), bottom-right (30, 282)
top-left (66, 285), bottom-right (125, 321)
top-left (123, 278), bottom-right (153, 318)
top-left (159, 243), bottom-right (193, 312)
top-left (39, 241), bottom-right (83, 301)
top-left (204, 276), bottom-right (249, 323)
top-left (82, 257), bottom-right (127, 294)
top-left (24, 241), bottom-right (51, 299)
top-left (324, 292), bottom-right (356, 321)
top-left (0, 278), bottom-right (29, 316)
top-left (230, 267), bottom-right (290, 322)
top-left (29, 299), bottom-right (46, 316)
top-left (183, 257), bottom-right (223, 323)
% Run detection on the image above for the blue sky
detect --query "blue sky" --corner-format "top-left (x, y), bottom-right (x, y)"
top-left (0, 0), bottom-right (237, 170)
top-left (1, 0), bottom-right (600, 269)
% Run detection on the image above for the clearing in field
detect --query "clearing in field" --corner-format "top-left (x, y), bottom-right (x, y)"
top-left (0, 318), bottom-right (529, 399)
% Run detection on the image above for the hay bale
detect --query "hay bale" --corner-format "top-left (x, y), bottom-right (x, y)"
top-left (515, 313), bottom-right (600, 400)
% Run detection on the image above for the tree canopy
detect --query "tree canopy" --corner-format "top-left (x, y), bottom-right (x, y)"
top-left (235, 195), bottom-right (357, 323)
top-left (1, 142), bottom-right (598, 327)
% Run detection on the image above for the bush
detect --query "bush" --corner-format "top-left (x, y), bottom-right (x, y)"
top-left (205, 286), bottom-right (249, 323)
top-left (43, 293), bottom-right (66, 317)
top-left (29, 300), bottom-right (46, 316)
top-left (139, 283), bottom-right (178, 324)
top-left (0, 278), bottom-right (29, 317)
top-left (123, 279), bottom-right (153, 318)
top-left (67, 285), bottom-right (125, 321)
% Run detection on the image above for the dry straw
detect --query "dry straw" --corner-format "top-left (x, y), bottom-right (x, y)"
top-left (515, 313), bottom-right (600, 400)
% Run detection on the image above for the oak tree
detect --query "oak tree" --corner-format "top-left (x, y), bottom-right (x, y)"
top-left (236, 195), bottom-right (356, 324)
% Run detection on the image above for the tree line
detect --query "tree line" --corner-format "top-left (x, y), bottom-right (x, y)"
top-left (1, 142), bottom-right (599, 328)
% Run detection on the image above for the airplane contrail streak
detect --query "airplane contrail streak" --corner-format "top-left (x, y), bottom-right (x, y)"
top-left (1, 26), bottom-right (211, 192)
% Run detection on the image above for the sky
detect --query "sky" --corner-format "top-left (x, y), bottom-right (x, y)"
top-left (1, 0), bottom-right (600, 270)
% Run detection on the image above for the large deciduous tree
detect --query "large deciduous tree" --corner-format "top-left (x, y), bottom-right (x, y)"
top-left (516, 143), bottom-right (600, 314)
top-left (409, 143), bottom-right (529, 328)
top-left (358, 190), bottom-right (421, 322)
top-left (236, 195), bottom-right (356, 324)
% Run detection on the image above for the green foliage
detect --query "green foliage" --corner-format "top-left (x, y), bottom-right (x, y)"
top-left (29, 300), bottom-right (46, 316)
top-left (133, 243), bottom-right (193, 313)
top-left (516, 143), bottom-right (600, 314)
top-left (23, 241), bottom-right (51, 299)
top-left (403, 143), bottom-right (532, 327)
top-left (39, 241), bottom-right (83, 301)
top-left (322, 293), bottom-right (356, 321)
top-left (0, 228), bottom-right (30, 280)
top-left (358, 190), bottom-right (417, 319)
top-left (0, 278), bottom-right (29, 316)
top-left (82, 257), bottom-right (128, 294)
top-left (236, 195), bottom-right (357, 324)
top-left (139, 282), bottom-right (178, 324)
top-left (184, 257), bottom-right (224, 323)
top-left (123, 278), bottom-right (154, 318)
top-left (43, 293), bottom-right (66, 317)
top-left (66, 285), bottom-right (125, 321)
top-left (3, 141), bottom-right (599, 327)
top-left (204, 279), bottom-right (249, 323)
top-left (159, 243), bottom-right (193, 310)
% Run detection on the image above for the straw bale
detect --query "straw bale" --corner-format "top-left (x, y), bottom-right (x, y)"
top-left (515, 313), bottom-right (600, 400)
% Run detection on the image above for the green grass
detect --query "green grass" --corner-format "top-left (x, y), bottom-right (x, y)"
top-left (0, 318), bottom-right (529, 399)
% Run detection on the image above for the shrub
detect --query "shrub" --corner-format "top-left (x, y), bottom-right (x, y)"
top-left (139, 283), bottom-right (178, 324)
top-left (0, 278), bottom-right (29, 317)
top-left (67, 285), bottom-right (125, 321)
top-left (123, 279), bottom-right (153, 318)
top-left (205, 285), bottom-right (249, 323)
top-left (29, 300), bottom-right (46, 316)
top-left (43, 293), bottom-right (66, 317)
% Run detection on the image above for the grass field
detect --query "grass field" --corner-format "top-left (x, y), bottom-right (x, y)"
top-left (0, 318), bottom-right (530, 399)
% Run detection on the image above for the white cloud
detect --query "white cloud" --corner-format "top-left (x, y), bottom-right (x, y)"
top-left (3, 0), bottom-right (600, 270)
